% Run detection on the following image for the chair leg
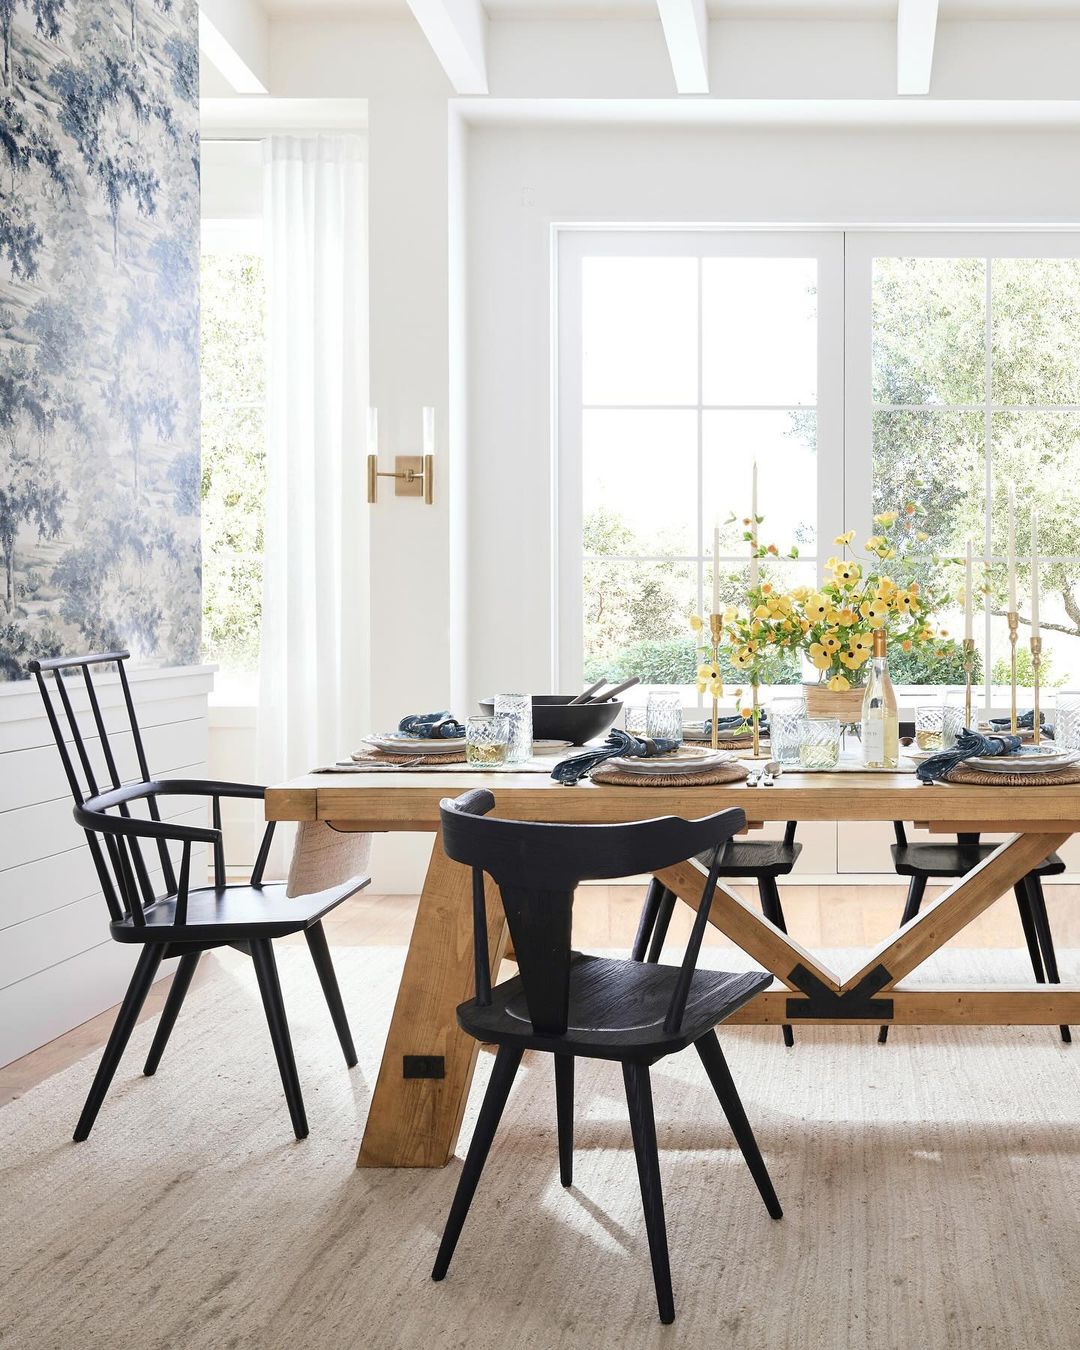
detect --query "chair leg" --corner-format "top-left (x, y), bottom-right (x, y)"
top-left (74, 946), bottom-right (164, 1142)
top-left (1015, 883), bottom-right (1046, 984)
top-left (695, 1031), bottom-right (783, 1221)
top-left (1024, 878), bottom-right (1071, 1045)
top-left (631, 879), bottom-right (665, 962)
top-left (250, 938), bottom-right (309, 1139)
top-left (143, 952), bottom-right (201, 1076)
top-left (758, 877), bottom-right (794, 1048)
top-left (304, 921), bottom-right (358, 1068)
top-left (645, 888), bottom-right (676, 964)
top-left (878, 875), bottom-right (928, 1044)
top-left (555, 1054), bottom-right (574, 1186)
top-left (622, 1062), bottom-right (675, 1325)
top-left (432, 1044), bottom-right (523, 1281)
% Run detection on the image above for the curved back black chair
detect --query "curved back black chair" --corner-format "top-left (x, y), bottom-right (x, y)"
top-left (29, 651), bottom-right (370, 1141)
top-left (431, 788), bottom-right (782, 1325)
top-left (881, 821), bottom-right (1069, 1044)
top-left (636, 821), bottom-right (802, 1047)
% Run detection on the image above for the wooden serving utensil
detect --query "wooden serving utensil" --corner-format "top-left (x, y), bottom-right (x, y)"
top-left (588, 675), bottom-right (640, 704)
top-left (568, 678), bottom-right (607, 706)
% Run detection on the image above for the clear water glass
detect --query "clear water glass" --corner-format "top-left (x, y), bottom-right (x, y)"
top-left (941, 701), bottom-right (965, 749)
top-left (623, 702), bottom-right (649, 737)
top-left (1055, 691), bottom-right (1080, 749)
top-left (646, 691), bottom-right (683, 744)
top-left (915, 705), bottom-right (946, 752)
top-left (797, 717), bottom-right (841, 769)
top-left (769, 695), bottom-right (806, 766)
top-left (494, 694), bottom-right (532, 763)
top-left (466, 715), bottom-right (510, 767)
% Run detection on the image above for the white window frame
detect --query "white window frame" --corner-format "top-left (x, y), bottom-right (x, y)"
top-left (845, 229), bottom-right (1080, 711)
top-left (554, 227), bottom-right (844, 696)
top-left (556, 225), bottom-right (1080, 708)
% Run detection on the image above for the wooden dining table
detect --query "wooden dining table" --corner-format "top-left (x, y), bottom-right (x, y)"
top-left (265, 767), bottom-right (1080, 1169)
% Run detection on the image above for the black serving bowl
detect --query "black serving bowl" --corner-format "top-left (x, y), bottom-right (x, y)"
top-left (477, 694), bottom-right (622, 746)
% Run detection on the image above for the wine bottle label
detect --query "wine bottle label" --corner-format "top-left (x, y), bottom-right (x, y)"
top-left (864, 719), bottom-right (884, 762)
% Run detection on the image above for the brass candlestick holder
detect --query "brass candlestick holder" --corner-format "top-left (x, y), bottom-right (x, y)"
top-left (962, 637), bottom-right (975, 730)
top-left (751, 682), bottom-right (760, 758)
top-left (1007, 610), bottom-right (1019, 733)
top-left (709, 613), bottom-right (723, 753)
top-left (1031, 635), bottom-right (1042, 746)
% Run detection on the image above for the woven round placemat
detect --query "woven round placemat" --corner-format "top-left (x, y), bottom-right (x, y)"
top-left (590, 759), bottom-right (750, 787)
top-left (946, 761), bottom-right (1080, 787)
top-left (684, 735), bottom-right (769, 752)
top-left (351, 747), bottom-right (468, 765)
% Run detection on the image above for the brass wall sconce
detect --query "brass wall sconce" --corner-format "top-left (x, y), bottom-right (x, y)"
top-left (366, 407), bottom-right (435, 505)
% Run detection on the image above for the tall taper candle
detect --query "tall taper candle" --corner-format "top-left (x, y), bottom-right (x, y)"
top-left (749, 460), bottom-right (759, 589)
top-left (1031, 508), bottom-right (1040, 637)
top-left (964, 539), bottom-right (973, 641)
top-left (712, 525), bottom-right (721, 614)
top-left (1007, 481), bottom-right (1017, 612)
top-left (422, 406), bottom-right (435, 457)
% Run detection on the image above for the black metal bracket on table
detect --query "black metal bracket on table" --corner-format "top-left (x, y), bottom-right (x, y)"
top-left (785, 963), bottom-right (895, 1020)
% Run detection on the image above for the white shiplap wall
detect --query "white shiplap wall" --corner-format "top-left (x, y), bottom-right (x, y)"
top-left (0, 665), bottom-right (215, 1067)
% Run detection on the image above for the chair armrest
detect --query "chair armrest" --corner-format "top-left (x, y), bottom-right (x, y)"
top-left (74, 798), bottom-right (219, 845)
top-left (154, 778), bottom-right (267, 801)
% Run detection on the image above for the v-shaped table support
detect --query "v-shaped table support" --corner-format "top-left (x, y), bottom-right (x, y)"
top-left (656, 830), bottom-right (1077, 1027)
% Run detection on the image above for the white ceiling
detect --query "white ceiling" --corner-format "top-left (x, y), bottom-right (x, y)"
top-left (259, 0), bottom-right (1080, 16)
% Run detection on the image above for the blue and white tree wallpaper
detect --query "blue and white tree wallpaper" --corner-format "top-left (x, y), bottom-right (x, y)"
top-left (0, 0), bottom-right (200, 680)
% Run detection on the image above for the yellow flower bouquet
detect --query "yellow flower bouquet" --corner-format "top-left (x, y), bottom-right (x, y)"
top-left (710, 508), bottom-right (946, 695)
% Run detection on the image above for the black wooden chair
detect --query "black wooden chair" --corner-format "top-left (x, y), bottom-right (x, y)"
top-left (879, 822), bottom-right (1069, 1044)
top-left (29, 651), bottom-right (369, 1142)
top-left (637, 823), bottom-right (801, 1048)
top-left (431, 789), bottom-right (782, 1325)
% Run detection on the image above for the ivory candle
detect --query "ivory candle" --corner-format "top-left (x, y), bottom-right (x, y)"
top-left (749, 460), bottom-right (759, 589)
top-left (712, 525), bottom-right (720, 614)
top-left (1031, 508), bottom-right (1040, 637)
top-left (1007, 481), bottom-right (1017, 612)
top-left (422, 406), bottom-right (435, 457)
top-left (964, 539), bottom-right (973, 641)
top-left (367, 406), bottom-right (378, 455)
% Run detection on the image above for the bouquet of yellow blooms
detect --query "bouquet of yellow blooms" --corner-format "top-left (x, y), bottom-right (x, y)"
top-left (691, 506), bottom-right (947, 696)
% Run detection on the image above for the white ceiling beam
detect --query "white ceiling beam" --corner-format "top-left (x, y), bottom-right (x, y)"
top-left (199, 0), bottom-right (269, 96)
top-left (657, 0), bottom-right (709, 96)
top-left (897, 0), bottom-right (939, 96)
top-left (406, 0), bottom-right (488, 96)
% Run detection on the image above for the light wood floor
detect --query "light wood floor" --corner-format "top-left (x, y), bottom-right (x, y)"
top-left (4, 881), bottom-right (1080, 1108)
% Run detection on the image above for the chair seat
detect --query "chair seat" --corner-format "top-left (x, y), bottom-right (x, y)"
top-left (458, 953), bottom-right (771, 1061)
top-left (109, 875), bottom-right (370, 944)
top-left (696, 841), bottom-right (802, 878)
top-left (892, 842), bottom-right (1065, 880)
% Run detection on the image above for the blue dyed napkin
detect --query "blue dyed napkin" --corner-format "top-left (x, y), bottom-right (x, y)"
top-left (915, 728), bottom-right (1023, 784)
top-left (397, 711), bottom-right (466, 739)
top-left (551, 729), bottom-right (680, 785)
top-left (989, 710), bottom-right (1053, 739)
top-left (693, 713), bottom-right (770, 737)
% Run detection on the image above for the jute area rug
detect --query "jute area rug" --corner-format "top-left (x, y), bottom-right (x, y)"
top-left (2, 944), bottom-right (1080, 1350)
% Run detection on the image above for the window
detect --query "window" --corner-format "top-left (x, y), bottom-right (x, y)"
top-left (558, 229), bottom-right (1080, 705)
top-left (557, 231), bottom-right (842, 697)
top-left (200, 141), bottom-right (266, 685)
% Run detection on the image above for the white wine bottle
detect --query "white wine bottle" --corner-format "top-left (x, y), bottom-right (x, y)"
top-left (861, 629), bottom-right (899, 768)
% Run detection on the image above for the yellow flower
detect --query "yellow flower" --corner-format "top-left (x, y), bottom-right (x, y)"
top-left (790, 585), bottom-right (811, 602)
top-left (723, 605), bottom-right (738, 623)
top-left (875, 576), bottom-right (897, 601)
top-left (866, 600), bottom-right (889, 628)
top-left (864, 536), bottom-right (882, 553)
top-left (809, 643), bottom-right (833, 670)
top-left (839, 649), bottom-right (869, 670)
top-left (894, 590), bottom-right (915, 612)
top-left (689, 614), bottom-right (704, 633)
top-left (806, 592), bottom-right (829, 621)
top-left (827, 674), bottom-right (850, 692)
top-left (696, 662), bottom-right (723, 698)
top-left (832, 561), bottom-right (861, 587)
top-left (874, 511), bottom-right (898, 527)
top-left (739, 705), bottom-right (753, 720)
top-left (834, 529), bottom-right (856, 547)
top-left (916, 530), bottom-right (929, 542)
top-left (821, 631), bottom-right (841, 653)
top-left (753, 605), bottom-right (770, 619)
top-left (732, 646), bottom-right (755, 670)
top-left (799, 618), bottom-right (811, 632)
top-left (836, 607), bottom-right (857, 627)
top-left (760, 583), bottom-right (772, 595)
top-left (851, 634), bottom-right (873, 655)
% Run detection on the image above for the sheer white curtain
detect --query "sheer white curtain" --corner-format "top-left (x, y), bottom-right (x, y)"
top-left (257, 135), bottom-right (369, 851)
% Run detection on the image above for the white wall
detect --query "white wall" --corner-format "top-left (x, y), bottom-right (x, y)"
top-left (0, 667), bottom-right (213, 1067)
